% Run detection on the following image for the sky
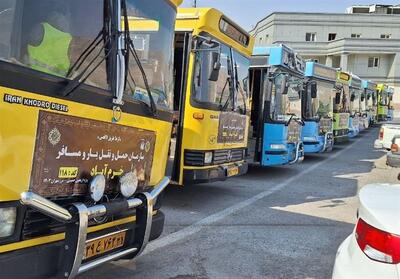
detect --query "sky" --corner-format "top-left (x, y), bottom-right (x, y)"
top-left (181, 0), bottom-right (400, 30)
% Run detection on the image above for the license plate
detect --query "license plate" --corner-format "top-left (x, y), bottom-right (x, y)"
top-left (84, 231), bottom-right (127, 260)
top-left (227, 166), bottom-right (239, 177)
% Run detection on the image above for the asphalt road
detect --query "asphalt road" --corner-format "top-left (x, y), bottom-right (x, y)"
top-left (80, 126), bottom-right (397, 279)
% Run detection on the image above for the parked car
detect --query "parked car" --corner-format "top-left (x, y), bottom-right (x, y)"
top-left (387, 135), bottom-right (400, 167)
top-left (332, 184), bottom-right (400, 279)
top-left (374, 124), bottom-right (400, 150)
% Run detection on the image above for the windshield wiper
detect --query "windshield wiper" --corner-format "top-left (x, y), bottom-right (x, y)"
top-left (122, 0), bottom-right (157, 115)
top-left (61, 29), bottom-right (111, 97)
top-left (218, 77), bottom-right (230, 110)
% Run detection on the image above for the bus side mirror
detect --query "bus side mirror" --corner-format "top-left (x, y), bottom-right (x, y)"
top-left (361, 95), bottom-right (365, 102)
top-left (310, 82), bottom-right (317, 98)
top-left (335, 92), bottom-right (341, 104)
top-left (390, 95), bottom-right (393, 101)
top-left (208, 52), bottom-right (221, 82)
top-left (350, 94), bottom-right (355, 102)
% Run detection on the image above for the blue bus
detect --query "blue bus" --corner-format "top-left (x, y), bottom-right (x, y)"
top-left (362, 80), bottom-right (378, 127)
top-left (302, 62), bottom-right (335, 153)
top-left (248, 45), bottom-right (305, 166)
top-left (348, 74), bottom-right (362, 137)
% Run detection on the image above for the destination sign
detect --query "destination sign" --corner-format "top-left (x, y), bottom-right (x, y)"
top-left (338, 72), bottom-right (350, 82)
top-left (219, 18), bottom-right (249, 46)
top-left (313, 64), bottom-right (337, 81)
top-left (281, 48), bottom-right (305, 73)
top-left (350, 76), bottom-right (362, 89)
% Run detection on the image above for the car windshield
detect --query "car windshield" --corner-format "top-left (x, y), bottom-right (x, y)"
top-left (270, 71), bottom-right (303, 122)
top-left (304, 80), bottom-right (333, 120)
top-left (0, 0), bottom-right (109, 89)
top-left (334, 84), bottom-right (350, 113)
top-left (192, 35), bottom-right (250, 114)
top-left (124, 0), bottom-right (176, 110)
top-left (350, 88), bottom-right (361, 116)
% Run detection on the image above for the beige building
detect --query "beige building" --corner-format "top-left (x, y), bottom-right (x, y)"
top-left (250, 4), bottom-right (400, 106)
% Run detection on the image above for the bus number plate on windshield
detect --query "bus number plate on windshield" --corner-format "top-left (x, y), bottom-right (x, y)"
top-left (227, 166), bottom-right (239, 177)
top-left (84, 231), bottom-right (127, 260)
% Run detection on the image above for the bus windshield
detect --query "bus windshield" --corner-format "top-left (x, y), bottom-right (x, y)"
top-left (334, 84), bottom-right (350, 113)
top-left (350, 88), bottom-right (360, 116)
top-left (270, 72), bottom-right (302, 122)
top-left (304, 80), bottom-right (333, 120)
top-left (124, 0), bottom-right (176, 110)
top-left (0, 0), bottom-right (108, 89)
top-left (192, 35), bottom-right (250, 114)
top-left (0, 0), bottom-right (176, 110)
top-left (380, 91), bottom-right (388, 106)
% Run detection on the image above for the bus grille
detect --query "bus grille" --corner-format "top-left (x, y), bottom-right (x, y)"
top-left (184, 149), bottom-right (245, 166)
top-left (213, 149), bottom-right (244, 164)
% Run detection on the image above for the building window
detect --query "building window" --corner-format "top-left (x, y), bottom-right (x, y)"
top-left (351, 33), bottom-right (362, 38)
top-left (368, 57), bottom-right (380, 68)
top-left (305, 32), bottom-right (316, 42)
top-left (328, 33), bottom-right (337, 41)
top-left (380, 34), bottom-right (391, 39)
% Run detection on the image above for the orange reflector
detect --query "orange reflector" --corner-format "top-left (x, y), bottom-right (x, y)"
top-left (193, 112), bottom-right (204, 120)
top-left (391, 143), bottom-right (398, 153)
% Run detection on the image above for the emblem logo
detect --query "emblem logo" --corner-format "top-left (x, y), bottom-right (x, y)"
top-left (226, 150), bottom-right (233, 162)
top-left (48, 127), bottom-right (61, 146)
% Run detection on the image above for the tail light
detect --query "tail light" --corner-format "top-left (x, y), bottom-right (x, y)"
top-left (379, 128), bottom-right (384, 140)
top-left (355, 218), bottom-right (400, 264)
top-left (391, 143), bottom-right (399, 153)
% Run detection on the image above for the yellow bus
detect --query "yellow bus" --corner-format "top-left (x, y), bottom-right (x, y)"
top-left (170, 8), bottom-right (254, 185)
top-left (0, 0), bottom-right (180, 277)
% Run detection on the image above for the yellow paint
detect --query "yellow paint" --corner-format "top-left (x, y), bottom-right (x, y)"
top-left (124, 18), bottom-right (160, 32)
top-left (176, 8), bottom-right (254, 57)
top-left (58, 167), bottom-right (79, 179)
top-left (0, 87), bottom-right (172, 201)
top-left (174, 8), bottom-right (254, 185)
top-left (0, 211), bottom-right (158, 253)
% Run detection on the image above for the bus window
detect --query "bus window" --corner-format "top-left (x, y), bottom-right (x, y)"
top-left (0, 0), bottom-right (15, 58)
top-left (193, 42), bottom-right (231, 109)
top-left (124, 0), bottom-right (176, 111)
top-left (232, 50), bottom-right (250, 114)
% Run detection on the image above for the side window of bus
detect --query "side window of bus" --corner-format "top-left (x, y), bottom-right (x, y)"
top-left (232, 50), bottom-right (250, 114)
top-left (193, 43), bottom-right (231, 108)
top-left (1, 0), bottom-right (109, 90)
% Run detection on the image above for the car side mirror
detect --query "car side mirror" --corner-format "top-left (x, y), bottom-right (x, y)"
top-left (208, 51), bottom-right (221, 82)
top-left (335, 92), bottom-right (341, 104)
top-left (310, 82), bottom-right (317, 98)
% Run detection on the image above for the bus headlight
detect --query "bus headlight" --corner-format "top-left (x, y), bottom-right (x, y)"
top-left (0, 207), bottom-right (17, 238)
top-left (270, 144), bottom-right (286, 150)
top-left (120, 171), bottom-right (138, 198)
top-left (204, 152), bottom-right (213, 164)
top-left (90, 174), bottom-right (106, 202)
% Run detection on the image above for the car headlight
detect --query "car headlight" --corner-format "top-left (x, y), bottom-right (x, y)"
top-left (0, 207), bottom-right (17, 238)
top-left (89, 174), bottom-right (106, 202)
top-left (270, 144), bottom-right (286, 150)
top-left (204, 152), bottom-right (213, 164)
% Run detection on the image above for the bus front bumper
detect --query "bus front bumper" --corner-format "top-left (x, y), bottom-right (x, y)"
top-left (304, 133), bottom-right (334, 154)
top-left (183, 162), bottom-right (248, 184)
top-left (334, 129), bottom-right (349, 143)
top-left (0, 177), bottom-right (170, 279)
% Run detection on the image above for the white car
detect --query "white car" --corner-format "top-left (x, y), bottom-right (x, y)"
top-left (332, 184), bottom-right (400, 279)
top-left (374, 124), bottom-right (400, 150)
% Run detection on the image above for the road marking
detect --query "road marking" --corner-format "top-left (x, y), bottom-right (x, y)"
top-left (143, 135), bottom-right (367, 255)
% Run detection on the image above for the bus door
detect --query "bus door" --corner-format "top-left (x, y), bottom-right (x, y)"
top-left (169, 31), bottom-right (192, 184)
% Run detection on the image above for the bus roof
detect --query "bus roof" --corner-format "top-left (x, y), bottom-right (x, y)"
top-left (350, 74), bottom-right (362, 89)
top-left (304, 61), bottom-right (337, 82)
top-left (176, 7), bottom-right (254, 57)
top-left (251, 45), bottom-right (305, 75)
top-left (336, 71), bottom-right (351, 85)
